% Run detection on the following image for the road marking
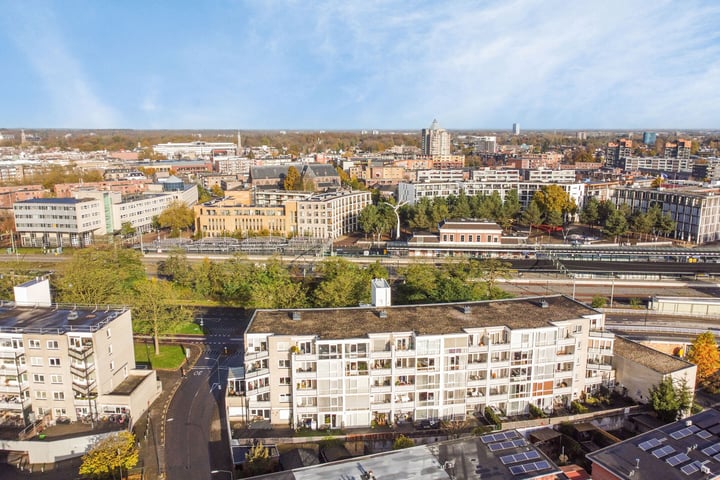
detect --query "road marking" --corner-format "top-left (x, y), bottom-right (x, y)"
top-left (167, 418), bottom-right (174, 422)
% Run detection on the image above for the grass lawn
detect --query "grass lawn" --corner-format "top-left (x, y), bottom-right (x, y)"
top-left (134, 342), bottom-right (186, 370)
top-left (172, 322), bottom-right (203, 334)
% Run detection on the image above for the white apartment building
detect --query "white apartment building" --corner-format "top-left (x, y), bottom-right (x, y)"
top-left (415, 169), bottom-right (466, 183)
top-left (623, 156), bottom-right (694, 173)
top-left (471, 169), bottom-right (521, 182)
top-left (398, 181), bottom-right (585, 209)
top-left (296, 190), bottom-right (372, 239)
top-left (524, 169), bottom-right (576, 183)
top-left (0, 279), bottom-right (160, 428)
top-left (474, 136), bottom-right (497, 154)
top-left (153, 141), bottom-right (237, 159)
top-left (13, 198), bottom-right (106, 248)
top-left (213, 156), bottom-right (253, 178)
top-left (422, 119), bottom-right (451, 156)
top-left (229, 294), bottom-right (615, 429)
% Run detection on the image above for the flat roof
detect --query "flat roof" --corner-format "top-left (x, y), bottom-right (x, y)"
top-left (613, 337), bottom-right (694, 375)
top-left (247, 295), bottom-right (597, 339)
top-left (16, 197), bottom-right (92, 204)
top-left (588, 408), bottom-right (720, 480)
top-left (109, 372), bottom-right (151, 395)
top-left (0, 305), bottom-right (127, 334)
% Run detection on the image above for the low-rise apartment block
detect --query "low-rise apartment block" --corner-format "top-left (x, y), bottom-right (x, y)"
top-left (13, 198), bottom-right (106, 248)
top-left (229, 294), bottom-right (615, 429)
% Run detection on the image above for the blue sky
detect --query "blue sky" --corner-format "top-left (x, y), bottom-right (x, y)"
top-left (1, 0), bottom-right (719, 130)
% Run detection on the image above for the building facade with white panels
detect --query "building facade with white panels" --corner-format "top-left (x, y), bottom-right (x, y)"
top-left (296, 190), bottom-right (372, 239)
top-left (471, 169), bottom-right (521, 182)
top-left (229, 295), bottom-right (615, 429)
top-left (421, 119), bottom-right (451, 156)
top-left (0, 279), bottom-right (160, 427)
top-left (153, 141), bottom-right (237, 159)
top-left (13, 198), bottom-right (106, 247)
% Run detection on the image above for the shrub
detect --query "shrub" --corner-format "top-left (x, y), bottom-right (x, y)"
top-left (629, 297), bottom-right (643, 308)
top-left (472, 425), bottom-right (495, 436)
top-left (529, 403), bottom-right (546, 418)
top-left (392, 435), bottom-right (415, 450)
top-left (484, 407), bottom-right (502, 428)
top-left (571, 401), bottom-right (589, 414)
top-left (591, 295), bottom-right (607, 308)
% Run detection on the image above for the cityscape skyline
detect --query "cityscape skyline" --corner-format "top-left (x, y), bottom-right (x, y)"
top-left (1, 1), bottom-right (719, 130)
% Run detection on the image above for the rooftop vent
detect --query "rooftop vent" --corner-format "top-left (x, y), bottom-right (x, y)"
top-left (292, 312), bottom-right (301, 321)
top-left (539, 300), bottom-right (549, 308)
top-left (67, 311), bottom-right (79, 321)
top-left (378, 310), bottom-right (388, 319)
top-left (686, 420), bottom-right (693, 427)
top-left (463, 306), bottom-right (472, 314)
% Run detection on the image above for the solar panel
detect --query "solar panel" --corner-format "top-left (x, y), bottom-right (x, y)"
top-left (509, 465), bottom-right (524, 475)
top-left (489, 439), bottom-right (527, 452)
top-left (667, 453), bottom-right (691, 467)
top-left (681, 461), bottom-right (702, 476)
top-left (500, 450), bottom-right (541, 465)
top-left (481, 430), bottom-right (520, 444)
top-left (671, 425), bottom-right (700, 440)
top-left (713, 452), bottom-right (720, 462)
top-left (697, 429), bottom-right (713, 440)
top-left (702, 443), bottom-right (720, 456)
top-left (652, 445), bottom-right (675, 458)
top-left (510, 461), bottom-right (551, 474)
top-left (639, 438), bottom-right (663, 451)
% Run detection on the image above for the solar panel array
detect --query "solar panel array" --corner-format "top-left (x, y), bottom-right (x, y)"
top-left (666, 453), bottom-right (691, 467)
top-left (702, 443), bottom-right (720, 456)
top-left (697, 429), bottom-right (713, 440)
top-left (481, 430), bottom-right (520, 444)
top-left (681, 461), bottom-right (703, 476)
top-left (500, 450), bottom-right (541, 465)
top-left (671, 425), bottom-right (700, 440)
top-left (508, 460), bottom-right (551, 475)
top-left (638, 437), bottom-right (663, 451)
top-left (489, 439), bottom-right (527, 452)
top-left (652, 445), bottom-right (676, 459)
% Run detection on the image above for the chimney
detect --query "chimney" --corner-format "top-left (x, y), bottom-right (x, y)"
top-left (539, 300), bottom-right (549, 308)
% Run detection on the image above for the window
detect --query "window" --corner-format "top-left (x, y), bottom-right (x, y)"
top-left (277, 342), bottom-right (289, 352)
top-left (109, 361), bottom-right (115, 371)
top-left (279, 377), bottom-right (291, 385)
top-left (106, 328), bottom-right (112, 338)
top-left (53, 391), bottom-right (65, 401)
top-left (49, 358), bottom-right (61, 367)
top-left (33, 374), bottom-right (45, 383)
top-left (29, 339), bottom-right (40, 349)
top-left (107, 345), bottom-right (113, 355)
top-left (35, 391), bottom-right (47, 400)
top-left (279, 393), bottom-right (291, 403)
top-left (278, 359), bottom-right (290, 368)
top-left (51, 375), bottom-right (63, 384)
top-left (31, 357), bottom-right (43, 366)
top-left (47, 340), bottom-right (59, 349)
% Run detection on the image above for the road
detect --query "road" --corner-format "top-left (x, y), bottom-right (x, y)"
top-left (163, 308), bottom-right (248, 480)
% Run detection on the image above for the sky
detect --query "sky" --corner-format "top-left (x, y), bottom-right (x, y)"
top-left (1, 0), bottom-right (719, 130)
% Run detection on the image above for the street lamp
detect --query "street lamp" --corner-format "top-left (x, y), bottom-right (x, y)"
top-left (211, 469), bottom-right (234, 480)
top-left (204, 356), bottom-right (221, 386)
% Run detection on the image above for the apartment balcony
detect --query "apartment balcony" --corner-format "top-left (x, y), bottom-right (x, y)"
top-left (371, 384), bottom-right (392, 394)
top-left (555, 353), bottom-right (575, 362)
top-left (247, 385), bottom-right (270, 396)
top-left (468, 344), bottom-right (489, 353)
top-left (488, 342), bottom-right (510, 352)
top-left (244, 350), bottom-right (269, 362)
top-left (488, 360), bottom-right (510, 368)
top-left (295, 405), bottom-right (318, 414)
top-left (248, 400), bottom-right (271, 409)
top-left (70, 362), bottom-right (96, 377)
top-left (393, 399), bottom-right (414, 409)
top-left (587, 348), bottom-right (613, 356)
top-left (293, 353), bottom-right (316, 362)
top-left (487, 393), bottom-right (507, 402)
top-left (371, 399), bottom-right (392, 408)
top-left (244, 367), bottom-right (270, 380)
top-left (467, 374), bottom-right (487, 385)
top-left (589, 331), bottom-right (615, 340)
top-left (395, 348), bottom-right (415, 357)
top-left (394, 382), bottom-right (415, 391)
top-left (370, 350), bottom-right (392, 359)
top-left (587, 362), bottom-right (613, 372)
top-left (295, 369), bottom-right (316, 380)
top-left (557, 335), bottom-right (576, 346)
top-left (68, 345), bottom-right (94, 361)
top-left (295, 388), bottom-right (317, 396)
top-left (554, 384), bottom-right (572, 396)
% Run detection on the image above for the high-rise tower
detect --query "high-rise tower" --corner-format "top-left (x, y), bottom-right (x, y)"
top-left (421, 119), bottom-right (451, 156)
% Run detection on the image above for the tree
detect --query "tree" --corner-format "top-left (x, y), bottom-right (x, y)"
top-left (210, 184), bottom-right (224, 197)
top-left (630, 211), bottom-right (653, 241)
top-left (498, 189), bottom-right (521, 230)
top-left (55, 247), bottom-right (145, 304)
top-left (157, 249), bottom-right (193, 288)
top-left (358, 204), bottom-right (394, 243)
top-left (313, 258), bottom-right (386, 307)
top-left (119, 222), bottom-right (136, 238)
top-left (79, 431), bottom-right (138, 480)
top-left (132, 278), bottom-right (194, 354)
top-left (580, 197), bottom-right (600, 230)
top-left (649, 376), bottom-right (692, 422)
top-left (520, 201), bottom-right (543, 232)
top-left (603, 209), bottom-right (628, 243)
top-left (532, 185), bottom-right (575, 223)
top-left (283, 166), bottom-right (301, 190)
top-left (392, 435), bottom-right (415, 450)
top-left (158, 200), bottom-right (194, 237)
top-left (688, 332), bottom-right (720, 384)
top-left (245, 441), bottom-right (272, 476)
top-left (476, 259), bottom-right (514, 299)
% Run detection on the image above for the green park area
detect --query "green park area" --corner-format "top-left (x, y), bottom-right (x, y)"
top-left (134, 342), bottom-right (187, 370)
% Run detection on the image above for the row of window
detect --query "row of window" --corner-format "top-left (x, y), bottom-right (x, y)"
top-left (35, 390), bottom-right (65, 400)
top-left (33, 374), bottom-right (63, 383)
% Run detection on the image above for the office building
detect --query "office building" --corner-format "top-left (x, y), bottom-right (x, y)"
top-left (643, 131), bottom-right (657, 146)
top-left (606, 139), bottom-right (633, 167)
top-left (13, 198), bottom-right (106, 248)
top-left (512, 123), bottom-right (520, 135)
top-left (422, 119), bottom-right (452, 156)
top-left (228, 295), bottom-right (616, 429)
top-left (474, 136), bottom-right (497, 154)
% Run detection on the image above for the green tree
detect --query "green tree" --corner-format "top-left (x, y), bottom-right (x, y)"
top-left (157, 249), bottom-right (194, 288)
top-left (313, 258), bottom-right (386, 307)
top-left (79, 431), bottom-right (138, 480)
top-left (197, 185), bottom-right (212, 203)
top-left (392, 435), bottom-right (415, 450)
top-left (158, 200), bottom-right (195, 237)
top-left (580, 196), bottom-right (600, 230)
top-left (449, 191), bottom-right (472, 219)
top-left (358, 204), bottom-right (394, 243)
top-left (520, 201), bottom-right (543, 232)
top-left (476, 259), bottom-right (514, 299)
top-left (55, 247), bottom-right (145, 304)
top-left (649, 377), bottom-right (693, 422)
top-left (210, 184), bottom-right (224, 197)
top-left (283, 166), bottom-right (301, 190)
top-left (498, 189), bottom-right (521, 230)
top-left (630, 211), bottom-right (653, 241)
top-left (118, 222), bottom-right (136, 238)
top-left (132, 278), bottom-right (194, 354)
top-left (603, 209), bottom-right (628, 242)
top-left (688, 332), bottom-right (720, 385)
top-left (591, 295), bottom-right (607, 308)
